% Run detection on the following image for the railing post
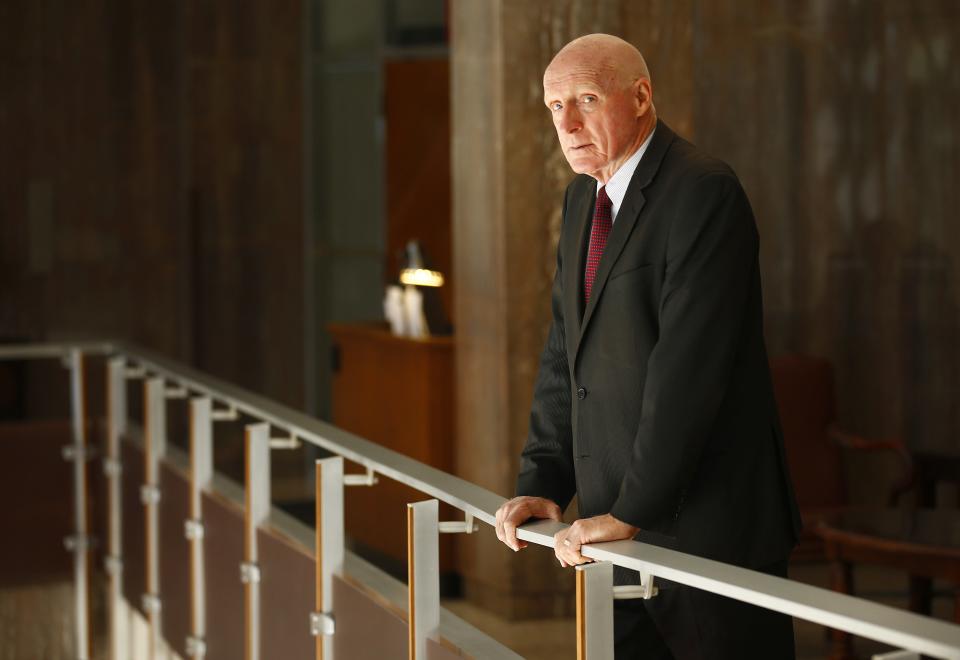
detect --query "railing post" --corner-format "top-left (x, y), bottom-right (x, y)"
top-left (243, 423), bottom-right (271, 660)
top-left (575, 562), bottom-right (614, 660)
top-left (66, 348), bottom-right (92, 660)
top-left (407, 499), bottom-right (440, 660)
top-left (105, 357), bottom-right (127, 660)
top-left (186, 397), bottom-right (214, 659)
top-left (143, 377), bottom-right (166, 660)
top-left (313, 457), bottom-right (344, 660)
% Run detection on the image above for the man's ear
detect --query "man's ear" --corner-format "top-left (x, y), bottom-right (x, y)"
top-left (635, 77), bottom-right (653, 116)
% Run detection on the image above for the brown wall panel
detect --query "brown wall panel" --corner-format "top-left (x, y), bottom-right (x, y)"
top-left (0, 421), bottom-right (73, 585)
top-left (258, 526), bottom-right (315, 660)
top-left (332, 575), bottom-right (408, 660)
top-left (158, 461), bottom-right (192, 655)
top-left (202, 489), bottom-right (245, 660)
top-left (121, 438), bottom-right (146, 610)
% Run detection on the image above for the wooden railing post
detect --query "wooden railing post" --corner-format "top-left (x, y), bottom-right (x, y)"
top-left (185, 397), bottom-right (213, 658)
top-left (313, 457), bottom-right (344, 660)
top-left (104, 357), bottom-right (127, 660)
top-left (407, 499), bottom-right (439, 660)
top-left (243, 423), bottom-right (270, 660)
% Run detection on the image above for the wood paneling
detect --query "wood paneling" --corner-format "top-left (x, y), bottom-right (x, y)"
top-left (121, 439), bottom-right (147, 612)
top-left (258, 526), bottom-right (316, 660)
top-left (0, 421), bottom-right (74, 585)
top-left (202, 489), bottom-right (245, 660)
top-left (158, 461), bottom-right (192, 657)
top-left (332, 575), bottom-right (408, 660)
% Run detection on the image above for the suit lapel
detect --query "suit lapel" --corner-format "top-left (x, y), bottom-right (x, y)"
top-left (564, 181), bottom-right (595, 342)
top-left (572, 120), bottom-right (676, 365)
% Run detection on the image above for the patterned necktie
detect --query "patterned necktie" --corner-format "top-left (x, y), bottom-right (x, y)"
top-left (584, 186), bottom-right (613, 305)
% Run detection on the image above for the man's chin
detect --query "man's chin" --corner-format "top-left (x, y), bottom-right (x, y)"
top-left (565, 158), bottom-right (601, 177)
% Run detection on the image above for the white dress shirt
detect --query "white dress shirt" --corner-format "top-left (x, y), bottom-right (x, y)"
top-left (598, 128), bottom-right (655, 223)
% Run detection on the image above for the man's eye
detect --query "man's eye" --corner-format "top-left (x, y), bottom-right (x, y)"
top-left (550, 102), bottom-right (563, 111)
top-left (582, 95), bottom-right (596, 104)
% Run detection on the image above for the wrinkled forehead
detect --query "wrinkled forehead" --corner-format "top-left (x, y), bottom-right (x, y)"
top-left (543, 54), bottom-right (622, 97)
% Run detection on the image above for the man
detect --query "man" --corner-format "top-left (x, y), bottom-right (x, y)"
top-left (494, 34), bottom-right (802, 659)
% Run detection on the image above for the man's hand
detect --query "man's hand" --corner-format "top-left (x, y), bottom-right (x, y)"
top-left (553, 514), bottom-right (639, 567)
top-left (495, 496), bottom-right (562, 551)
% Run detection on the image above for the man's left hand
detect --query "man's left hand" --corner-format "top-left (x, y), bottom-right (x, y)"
top-left (553, 514), bottom-right (639, 567)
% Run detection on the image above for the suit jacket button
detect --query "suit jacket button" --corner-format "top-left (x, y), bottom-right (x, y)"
top-left (577, 387), bottom-right (587, 400)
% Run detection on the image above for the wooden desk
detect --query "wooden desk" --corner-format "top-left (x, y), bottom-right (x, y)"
top-left (328, 323), bottom-right (457, 584)
top-left (815, 510), bottom-right (960, 658)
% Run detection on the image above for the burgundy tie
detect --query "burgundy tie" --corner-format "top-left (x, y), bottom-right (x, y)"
top-left (584, 186), bottom-right (613, 305)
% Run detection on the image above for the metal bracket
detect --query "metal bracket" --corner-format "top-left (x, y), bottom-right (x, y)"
top-left (269, 432), bottom-right (302, 450)
top-left (165, 385), bottom-right (188, 399)
top-left (309, 611), bottom-right (336, 637)
top-left (104, 554), bottom-right (123, 576)
top-left (343, 466), bottom-right (378, 487)
top-left (141, 593), bottom-right (162, 615)
top-left (185, 635), bottom-right (207, 658)
top-left (211, 405), bottom-right (239, 422)
top-left (124, 365), bottom-right (147, 379)
top-left (438, 513), bottom-right (479, 534)
top-left (63, 534), bottom-right (94, 552)
top-left (102, 457), bottom-right (122, 477)
top-left (61, 444), bottom-right (98, 462)
top-left (613, 574), bottom-right (659, 600)
top-left (239, 561), bottom-right (261, 584)
top-left (140, 484), bottom-right (161, 505)
top-left (184, 519), bottom-right (205, 540)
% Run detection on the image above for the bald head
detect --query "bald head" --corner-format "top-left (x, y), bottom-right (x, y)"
top-left (545, 34), bottom-right (651, 92)
top-left (543, 34), bottom-right (656, 183)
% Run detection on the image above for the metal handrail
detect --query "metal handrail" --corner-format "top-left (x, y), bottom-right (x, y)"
top-left (3, 341), bottom-right (960, 659)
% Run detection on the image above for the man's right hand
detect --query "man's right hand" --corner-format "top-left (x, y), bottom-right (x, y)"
top-left (494, 496), bottom-right (562, 551)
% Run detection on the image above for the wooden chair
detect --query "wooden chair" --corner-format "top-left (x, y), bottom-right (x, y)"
top-left (769, 354), bottom-right (914, 561)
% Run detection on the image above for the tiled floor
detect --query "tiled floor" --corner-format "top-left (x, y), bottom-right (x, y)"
top-left (0, 579), bottom-right (107, 660)
top-left (0, 563), bottom-right (954, 658)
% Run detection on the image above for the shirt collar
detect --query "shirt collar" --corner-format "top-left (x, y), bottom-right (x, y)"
top-left (598, 127), bottom-right (655, 222)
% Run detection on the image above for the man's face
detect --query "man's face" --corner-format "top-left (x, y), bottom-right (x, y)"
top-left (543, 59), bottom-right (642, 180)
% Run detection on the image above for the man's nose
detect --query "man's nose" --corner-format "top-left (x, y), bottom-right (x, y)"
top-left (556, 107), bottom-right (582, 133)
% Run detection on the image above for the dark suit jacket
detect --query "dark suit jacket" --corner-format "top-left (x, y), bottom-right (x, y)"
top-left (517, 120), bottom-right (802, 576)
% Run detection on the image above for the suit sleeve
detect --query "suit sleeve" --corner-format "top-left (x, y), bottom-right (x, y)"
top-left (515, 187), bottom-right (577, 511)
top-left (609, 171), bottom-right (759, 529)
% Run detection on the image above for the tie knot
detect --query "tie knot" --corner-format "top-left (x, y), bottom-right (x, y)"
top-left (596, 186), bottom-right (612, 211)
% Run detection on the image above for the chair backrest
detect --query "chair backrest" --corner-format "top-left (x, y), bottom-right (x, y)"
top-left (770, 354), bottom-right (845, 509)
